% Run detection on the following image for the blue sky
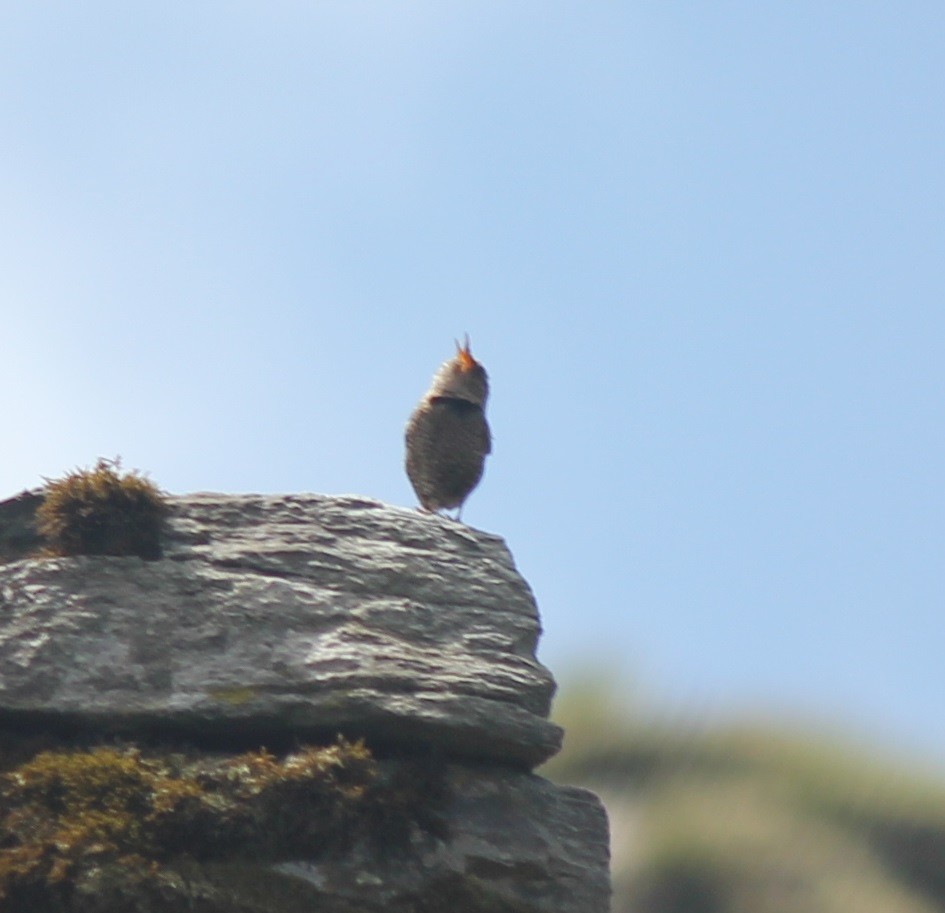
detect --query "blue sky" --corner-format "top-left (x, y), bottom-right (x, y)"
top-left (2, 4), bottom-right (943, 765)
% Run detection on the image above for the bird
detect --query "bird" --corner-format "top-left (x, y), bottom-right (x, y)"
top-left (405, 335), bottom-right (491, 520)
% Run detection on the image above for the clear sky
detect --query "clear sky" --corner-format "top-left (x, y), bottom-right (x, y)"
top-left (2, 4), bottom-right (943, 765)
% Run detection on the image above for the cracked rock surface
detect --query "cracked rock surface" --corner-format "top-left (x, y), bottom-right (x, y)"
top-left (0, 493), bottom-right (561, 767)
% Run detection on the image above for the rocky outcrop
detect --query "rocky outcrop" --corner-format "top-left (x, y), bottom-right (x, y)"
top-left (0, 492), bottom-right (610, 913)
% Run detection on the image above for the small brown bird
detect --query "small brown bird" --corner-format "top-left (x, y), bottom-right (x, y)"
top-left (405, 335), bottom-right (491, 519)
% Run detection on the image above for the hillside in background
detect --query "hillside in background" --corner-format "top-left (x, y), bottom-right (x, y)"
top-left (543, 676), bottom-right (945, 913)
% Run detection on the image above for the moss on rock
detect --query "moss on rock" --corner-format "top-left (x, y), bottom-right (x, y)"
top-left (0, 734), bottom-right (448, 912)
top-left (36, 458), bottom-right (167, 560)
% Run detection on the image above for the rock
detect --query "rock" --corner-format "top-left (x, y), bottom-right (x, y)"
top-left (272, 767), bottom-right (611, 913)
top-left (0, 493), bottom-right (561, 767)
top-left (0, 728), bottom-right (611, 913)
top-left (0, 488), bottom-right (43, 562)
top-left (0, 491), bottom-right (611, 912)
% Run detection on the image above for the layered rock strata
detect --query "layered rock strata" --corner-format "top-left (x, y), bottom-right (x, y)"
top-left (0, 492), bottom-right (610, 912)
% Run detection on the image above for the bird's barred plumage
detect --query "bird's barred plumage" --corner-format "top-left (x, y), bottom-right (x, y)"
top-left (405, 337), bottom-right (491, 517)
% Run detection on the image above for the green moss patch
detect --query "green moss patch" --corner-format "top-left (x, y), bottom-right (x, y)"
top-left (0, 736), bottom-right (448, 911)
top-left (36, 458), bottom-right (167, 560)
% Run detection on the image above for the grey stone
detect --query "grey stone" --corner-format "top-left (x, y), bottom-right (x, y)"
top-left (273, 766), bottom-right (611, 913)
top-left (0, 493), bottom-right (561, 767)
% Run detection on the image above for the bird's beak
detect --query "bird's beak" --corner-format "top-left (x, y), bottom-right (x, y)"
top-left (455, 333), bottom-right (476, 370)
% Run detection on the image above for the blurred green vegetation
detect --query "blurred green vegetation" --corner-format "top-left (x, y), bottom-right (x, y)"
top-left (543, 671), bottom-right (945, 913)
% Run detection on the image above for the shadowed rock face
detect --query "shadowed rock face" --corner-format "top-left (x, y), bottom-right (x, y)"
top-left (0, 489), bottom-right (43, 562)
top-left (0, 493), bottom-right (560, 767)
top-left (275, 767), bottom-right (611, 913)
top-left (0, 492), bottom-right (610, 912)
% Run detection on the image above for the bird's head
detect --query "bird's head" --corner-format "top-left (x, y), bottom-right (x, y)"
top-left (429, 334), bottom-right (489, 405)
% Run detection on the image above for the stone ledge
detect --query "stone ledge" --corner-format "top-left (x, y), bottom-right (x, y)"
top-left (0, 493), bottom-right (562, 768)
